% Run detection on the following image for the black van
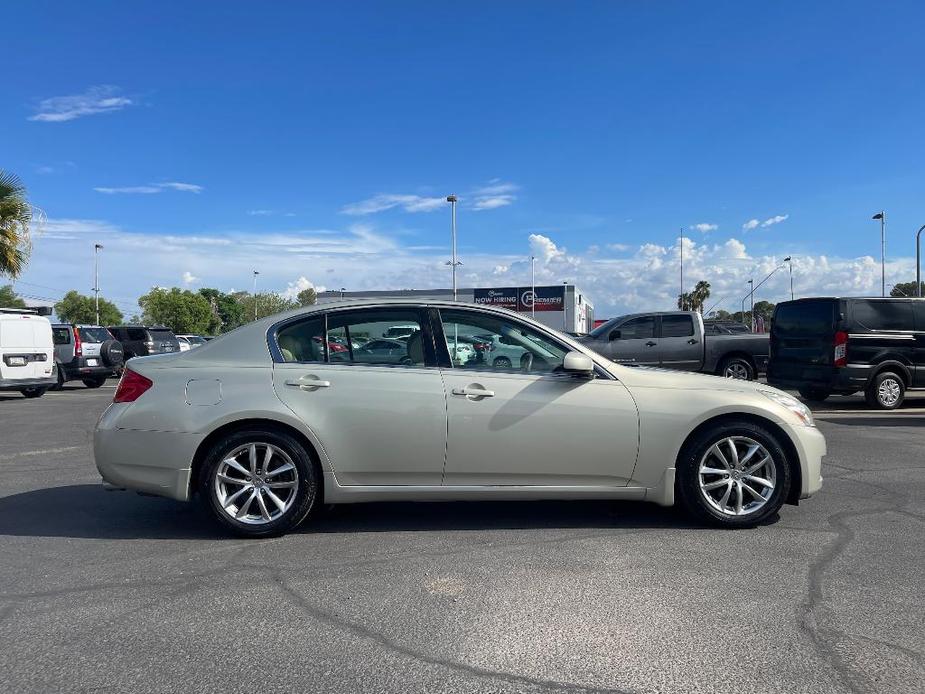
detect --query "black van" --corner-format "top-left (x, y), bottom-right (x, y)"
top-left (767, 297), bottom-right (925, 409)
top-left (107, 325), bottom-right (181, 360)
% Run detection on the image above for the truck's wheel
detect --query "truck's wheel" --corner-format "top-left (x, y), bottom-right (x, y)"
top-left (719, 356), bottom-right (755, 381)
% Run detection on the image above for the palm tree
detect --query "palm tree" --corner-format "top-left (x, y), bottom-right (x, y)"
top-left (0, 171), bottom-right (33, 278)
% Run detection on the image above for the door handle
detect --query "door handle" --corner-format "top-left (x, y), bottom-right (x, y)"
top-left (687, 338), bottom-right (699, 345)
top-left (645, 341), bottom-right (657, 347)
top-left (285, 377), bottom-right (331, 390)
top-left (452, 386), bottom-right (495, 398)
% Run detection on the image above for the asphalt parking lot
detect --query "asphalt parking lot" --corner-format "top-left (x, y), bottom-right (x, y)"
top-left (0, 385), bottom-right (923, 694)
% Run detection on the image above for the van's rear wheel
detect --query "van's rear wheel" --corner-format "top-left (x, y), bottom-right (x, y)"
top-left (865, 372), bottom-right (905, 410)
top-left (676, 421), bottom-right (791, 528)
top-left (201, 429), bottom-right (319, 537)
top-left (798, 387), bottom-right (830, 403)
top-left (82, 377), bottom-right (107, 388)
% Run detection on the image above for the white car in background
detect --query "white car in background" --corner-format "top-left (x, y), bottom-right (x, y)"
top-left (0, 309), bottom-right (57, 398)
top-left (176, 335), bottom-right (208, 351)
top-left (94, 299), bottom-right (824, 537)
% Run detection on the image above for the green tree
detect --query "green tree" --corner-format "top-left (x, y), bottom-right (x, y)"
top-left (710, 309), bottom-right (733, 321)
top-left (0, 171), bottom-right (33, 278)
top-left (138, 287), bottom-right (213, 334)
top-left (54, 290), bottom-right (123, 325)
top-left (198, 287), bottom-right (245, 333)
top-left (0, 284), bottom-right (27, 308)
top-left (752, 300), bottom-right (775, 326)
top-left (297, 287), bottom-right (317, 307)
top-left (890, 281), bottom-right (924, 297)
top-left (677, 280), bottom-right (711, 313)
top-left (234, 291), bottom-right (299, 322)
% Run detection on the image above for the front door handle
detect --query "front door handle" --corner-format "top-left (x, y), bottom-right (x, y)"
top-left (687, 338), bottom-right (699, 345)
top-left (452, 386), bottom-right (495, 398)
top-left (285, 376), bottom-right (331, 390)
top-left (645, 341), bottom-right (657, 347)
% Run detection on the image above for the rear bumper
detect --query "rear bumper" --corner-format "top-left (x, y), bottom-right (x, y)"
top-left (62, 357), bottom-right (118, 379)
top-left (0, 374), bottom-right (57, 391)
top-left (93, 404), bottom-right (200, 501)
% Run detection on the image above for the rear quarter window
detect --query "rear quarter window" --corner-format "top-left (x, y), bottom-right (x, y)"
top-left (79, 327), bottom-right (112, 343)
top-left (850, 300), bottom-right (913, 332)
top-left (148, 329), bottom-right (177, 341)
top-left (52, 327), bottom-right (72, 345)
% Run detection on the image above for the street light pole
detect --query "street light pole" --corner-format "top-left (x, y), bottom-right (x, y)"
top-left (93, 243), bottom-right (103, 325)
top-left (530, 255), bottom-right (536, 318)
top-left (916, 224), bottom-right (925, 297)
top-left (872, 211), bottom-right (886, 296)
top-left (252, 270), bottom-right (259, 320)
top-left (748, 279), bottom-right (754, 331)
top-left (679, 228), bottom-right (684, 301)
top-left (785, 256), bottom-right (793, 300)
top-left (446, 195), bottom-right (459, 300)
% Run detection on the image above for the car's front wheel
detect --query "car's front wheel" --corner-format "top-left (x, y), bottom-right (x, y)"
top-left (201, 429), bottom-right (319, 537)
top-left (676, 421), bottom-right (791, 528)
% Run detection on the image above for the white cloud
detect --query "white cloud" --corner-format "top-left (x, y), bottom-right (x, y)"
top-left (761, 214), bottom-right (789, 227)
top-left (692, 223), bottom-right (718, 233)
top-left (342, 194), bottom-right (445, 215)
top-left (18, 220), bottom-right (917, 320)
top-left (281, 276), bottom-right (327, 300)
top-left (94, 182), bottom-right (203, 195)
top-left (471, 180), bottom-right (518, 211)
top-left (29, 85), bottom-right (133, 122)
top-left (606, 243), bottom-right (631, 252)
top-left (182, 271), bottom-right (199, 286)
top-left (742, 219), bottom-right (760, 231)
top-left (248, 209), bottom-right (274, 216)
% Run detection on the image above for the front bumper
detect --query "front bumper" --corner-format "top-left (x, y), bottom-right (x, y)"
top-left (788, 425), bottom-right (825, 499)
top-left (93, 403), bottom-right (200, 501)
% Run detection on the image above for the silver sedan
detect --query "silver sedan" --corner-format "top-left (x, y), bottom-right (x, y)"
top-left (94, 299), bottom-right (825, 537)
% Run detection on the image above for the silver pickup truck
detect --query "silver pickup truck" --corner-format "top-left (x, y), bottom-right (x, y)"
top-left (578, 310), bottom-right (769, 380)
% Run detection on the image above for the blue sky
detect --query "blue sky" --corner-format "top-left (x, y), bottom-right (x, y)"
top-left (4, 1), bottom-right (925, 317)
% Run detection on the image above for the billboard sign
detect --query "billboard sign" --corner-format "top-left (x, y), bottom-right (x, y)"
top-left (474, 286), bottom-right (565, 313)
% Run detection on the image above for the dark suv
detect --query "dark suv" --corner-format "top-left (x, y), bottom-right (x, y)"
top-left (107, 326), bottom-right (181, 360)
top-left (52, 324), bottom-right (124, 388)
top-left (767, 297), bottom-right (925, 409)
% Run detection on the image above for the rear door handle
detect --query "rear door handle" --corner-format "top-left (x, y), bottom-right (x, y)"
top-left (452, 386), bottom-right (495, 398)
top-left (645, 341), bottom-right (657, 347)
top-left (285, 377), bottom-right (331, 390)
top-left (688, 339), bottom-right (699, 344)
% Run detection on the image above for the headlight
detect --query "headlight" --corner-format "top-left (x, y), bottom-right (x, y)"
top-left (760, 389), bottom-right (814, 427)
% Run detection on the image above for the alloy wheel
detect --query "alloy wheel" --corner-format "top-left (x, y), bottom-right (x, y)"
top-left (213, 442), bottom-right (299, 525)
top-left (698, 436), bottom-right (776, 517)
top-left (724, 362), bottom-right (750, 380)
top-left (878, 377), bottom-right (901, 407)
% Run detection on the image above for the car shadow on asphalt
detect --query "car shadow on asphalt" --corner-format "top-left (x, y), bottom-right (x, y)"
top-left (816, 415), bottom-right (925, 427)
top-left (0, 484), bottom-right (775, 540)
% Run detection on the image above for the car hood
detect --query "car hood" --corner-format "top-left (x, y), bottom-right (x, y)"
top-left (607, 363), bottom-right (778, 395)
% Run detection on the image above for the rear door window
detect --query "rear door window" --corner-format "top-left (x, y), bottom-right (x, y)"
top-left (851, 300), bottom-right (914, 332)
top-left (127, 328), bottom-right (147, 341)
top-left (328, 309), bottom-right (428, 366)
top-left (52, 327), bottom-right (71, 345)
top-left (148, 329), bottom-right (177, 343)
top-left (79, 327), bottom-right (111, 343)
top-left (661, 315), bottom-right (694, 338)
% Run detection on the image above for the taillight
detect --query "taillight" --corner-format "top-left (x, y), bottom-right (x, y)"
top-left (74, 326), bottom-right (82, 357)
top-left (114, 369), bottom-right (153, 403)
top-left (834, 331), bottom-right (848, 367)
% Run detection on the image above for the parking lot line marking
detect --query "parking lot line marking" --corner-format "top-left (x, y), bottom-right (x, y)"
top-left (0, 445), bottom-right (84, 461)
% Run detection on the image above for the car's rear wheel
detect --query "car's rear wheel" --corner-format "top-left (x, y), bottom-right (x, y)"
top-left (82, 376), bottom-right (107, 388)
top-left (865, 371), bottom-right (905, 410)
top-left (798, 387), bottom-right (830, 402)
top-left (676, 421), bottom-right (791, 528)
top-left (493, 356), bottom-right (512, 369)
top-left (719, 356), bottom-right (755, 381)
top-left (201, 429), bottom-right (318, 537)
top-left (20, 386), bottom-right (47, 399)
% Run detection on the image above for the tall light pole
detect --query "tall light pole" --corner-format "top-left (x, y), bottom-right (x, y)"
top-left (530, 255), bottom-right (536, 318)
top-left (785, 255), bottom-right (793, 300)
top-left (743, 261), bottom-right (788, 329)
top-left (679, 227), bottom-right (684, 302)
top-left (252, 270), bottom-right (259, 320)
top-left (340, 287), bottom-right (346, 300)
top-left (872, 211), bottom-right (885, 296)
top-left (93, 243), bottom-right (103, 325)
top-left (747, 279), bottom-right (754, 330)
top-left (446, 195), bottom-right (460, 300)
top-left (916, 223), bottom-right (925, 297)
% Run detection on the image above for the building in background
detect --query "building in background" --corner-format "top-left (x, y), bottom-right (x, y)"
top-left (317, 285), bottom-right (594, 334)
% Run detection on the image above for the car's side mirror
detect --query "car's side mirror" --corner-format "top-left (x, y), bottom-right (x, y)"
top-left (562, 351), bottom-right (594, 377)
top-left (608, 329), bottom-right (621, 341)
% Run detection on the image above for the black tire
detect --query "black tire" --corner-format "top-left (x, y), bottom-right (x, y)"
top-left (719, 356), bottom-right (755, 381)
top-left (82, 377), bottom-right (107, 388)
top-left (493, 356), bottom-right (513, 369)
top-left (51, 365), bottom-right (66, 390)
top-left (200, 429), bottom-right (319, 538)
top-left (865, 371), bottom-right (905, 410)
top-left (798, 387), bottom-right (830, 403)
top-left (20, 387), bottom-right (47, 399)
top-left (676, 421), bottom-right (792, 528)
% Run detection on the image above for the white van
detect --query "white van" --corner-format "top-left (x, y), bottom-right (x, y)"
top-left (0, 309), bottom-right (57, 398)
